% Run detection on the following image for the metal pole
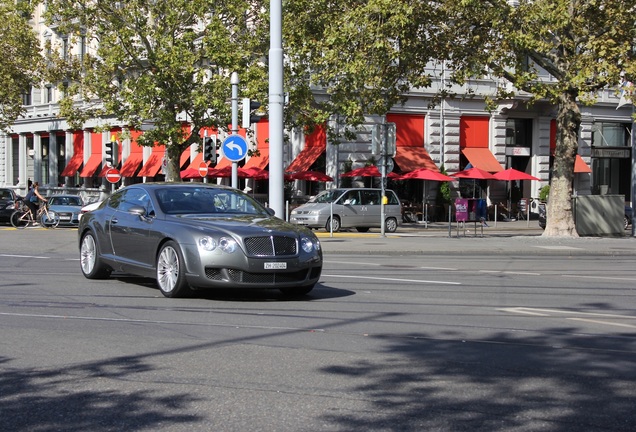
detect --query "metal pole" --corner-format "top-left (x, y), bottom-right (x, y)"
top-left (230, 72), bottom-right (239, 189)
top-left (631, 101), bottom-right (636, 237)
top-left (268, 0), bottom-right (285, 218)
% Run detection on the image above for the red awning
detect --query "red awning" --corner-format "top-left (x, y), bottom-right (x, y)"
top-left (79, 154), bottom-right (103, 178)
top-left (574, 154), bottom-right (592, 173)
top-left (461, 148), bottom-right (504, 173)
top-left (286, 144), bottom-right (325, 172)
top-left (180, 147), bottom-right (192, 168)
top-left (186, 152), bottom-right (203, 170)
top-left (97, 165), bottom-right (111, 177)
top-left (214, 157), bottom-right (232, 169)
top-left (120, 152), bottom-right (144, 177)
top-left (60, 153), bottom-right (84, 177)
top-left (243, 149), bottom-right (269, 169)
top-left (393, 146), bottom-right (438, 172)
top-left (137, 152), bottom-right (163, 177)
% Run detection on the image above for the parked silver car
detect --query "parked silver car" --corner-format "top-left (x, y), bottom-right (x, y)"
top-left (78, 183), bottom-right (322, 298)
top-left (48, 194), bottom-right (83, 226)
top-left (289, 188), bottom-right (402, 232)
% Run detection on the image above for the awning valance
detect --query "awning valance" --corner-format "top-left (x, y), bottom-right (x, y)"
top-left (461, 148), bottom-right (504, 173)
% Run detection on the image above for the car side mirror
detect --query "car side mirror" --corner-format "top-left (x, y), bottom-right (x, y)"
top-left (128, 205), bottom-right (147, 217)
top-left (265, 207), bottom-right (276, 216)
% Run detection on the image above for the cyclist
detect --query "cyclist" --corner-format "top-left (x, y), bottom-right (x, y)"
top-left (23, 181), bottom-right (47, 224)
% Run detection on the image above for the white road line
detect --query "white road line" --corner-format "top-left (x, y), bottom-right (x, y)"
top-left (420, 266), bottom-right (458, 271)
top-left (322, 274), bottom-right (460, 285)
top-left (500, 307), bottom-right (636, 320)
top-left (0, 254), bottom-right (49, 259)
top-left (568, 318), bottom-right (636, 329)
top-left (562, 274), bottom-right (636, 282)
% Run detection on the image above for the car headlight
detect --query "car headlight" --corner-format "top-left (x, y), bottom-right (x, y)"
top-left (197, 236), bottom-right (217, 251)
top-left (300, 236), bottom-right (320, 253)
top-left (219, 237), bottom-right (238, 253)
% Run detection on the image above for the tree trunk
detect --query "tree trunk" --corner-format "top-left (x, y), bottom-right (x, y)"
top-left (164, 140), bottom-right (186, 183)
top-left (542, 90), bottom-right (579, 237)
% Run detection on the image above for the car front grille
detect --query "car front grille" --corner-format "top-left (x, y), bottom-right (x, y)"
top-left (204, 267), bottom-right (322, 285)
top-left (243, 236), bottom-right (297, 257)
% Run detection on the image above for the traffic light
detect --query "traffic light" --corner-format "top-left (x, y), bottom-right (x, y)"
top-left (204, 135), bottom-right (217, 164)
top-left (242, 98), bottom-right (264, 128)
top-left (105, 135), bottom-right (119, 167)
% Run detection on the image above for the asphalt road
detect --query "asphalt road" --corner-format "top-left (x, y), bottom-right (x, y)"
top-left (1, 226), bottom-right (635, 431)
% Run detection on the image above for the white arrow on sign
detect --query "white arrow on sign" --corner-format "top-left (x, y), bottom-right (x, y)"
top-left (225, 139), bottom-right (245, 156)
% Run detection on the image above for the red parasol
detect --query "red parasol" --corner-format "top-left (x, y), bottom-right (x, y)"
top-left (341, 165), bottom-right (400, 178)
top-left (287, 170), bottom-right (333, 182)
top-left (492, 168), bottom-right (539, 181)
top-left (396, 168), bottom-right (454, 182)
top-left (451, 167), bottom-right (497, 180)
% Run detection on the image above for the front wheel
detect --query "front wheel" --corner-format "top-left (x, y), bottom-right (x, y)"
top-left (80, 232), bottom-right (111, 279)
top-left (624, 216), bottom-right (630, 230)
top-left (156, 241), bottom-right (191, 298)
top-left (10, 210), bottom-right (29, 229)
top-left (385, 217), bottom-right (398, 233)
top-left (325, 216), bottom-right (341, 232)
top-left (41, 211), bottom-right (60, 228)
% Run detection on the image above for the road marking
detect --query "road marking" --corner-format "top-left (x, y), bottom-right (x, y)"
top-left (479, 270), bottom-right (540, 275)
top-left (568, 318), bottom-right (636, 329)
top-left (500, 307), bottom-right (636, 320)
top-left (0, 254), bottom-right (49, 259)
top-left (420, 266), bottom-right (458, 271)
top-left (534, 245), bottom-right (583, 250)
top-left (562, 274), bottom-right (636, 282)
top-left (322, 274), bottom-right (460, 285)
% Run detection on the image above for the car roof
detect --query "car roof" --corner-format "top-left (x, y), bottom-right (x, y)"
top-left (125, 182), bottom-right (235, 191)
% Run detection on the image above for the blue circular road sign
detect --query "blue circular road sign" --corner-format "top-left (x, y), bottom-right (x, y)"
top-left (221, 135), bottom-right (248, 162)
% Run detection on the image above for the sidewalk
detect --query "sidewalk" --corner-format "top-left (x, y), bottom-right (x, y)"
top-left (315, 220), bottom-right (636, 256)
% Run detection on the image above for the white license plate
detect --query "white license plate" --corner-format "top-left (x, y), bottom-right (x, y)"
top-left (60, 216), bottom-right (71, 221)
top-left (264, 262), bottom-right (287, 270)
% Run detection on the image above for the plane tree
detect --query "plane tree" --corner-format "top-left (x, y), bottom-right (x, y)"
top-left (42, 0), bottom-right (269, 182)
top-left (0, 0), bottom-right (43, 131)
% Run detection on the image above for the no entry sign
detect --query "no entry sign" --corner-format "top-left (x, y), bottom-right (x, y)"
top-left (105, 168), bottom-right (121, 184)
top-left (198, 161), bottom-right (209, 177)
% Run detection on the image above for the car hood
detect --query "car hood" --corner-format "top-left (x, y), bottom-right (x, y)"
top-left (174, 214), bottom-right (315, 237)
top-left (49, 205), bottom-right (82, 212)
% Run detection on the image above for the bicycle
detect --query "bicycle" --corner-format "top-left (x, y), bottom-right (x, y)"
top-left (10, 200), bottom-right (60, 229)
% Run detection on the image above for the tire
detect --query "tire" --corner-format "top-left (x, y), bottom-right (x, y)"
top-left (325, 216), bottom-right (341, 232)
top-left (156, 241), bottom-right (191, 298)
top-left (41, 211), bottom-right (60, 228)
top-left (385, 217), bottom-right (398, 233)
top-left (10, 210), bottom-right (29, 229)
top-left (355, 227), bottom-right (370, 232)
top-left (79, 232), bottom-right (111, 279)
top-left (280, 284), bottom-right (315, 296)
top-left (624, 216), bottom-right (630, 230)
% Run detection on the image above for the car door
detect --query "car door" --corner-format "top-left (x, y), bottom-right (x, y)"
top-left (337, 190), bottom-right (362, 228)
top-left (109, 188), bottom-right (158, 269)
top-left (359, 189), bottom-right (381, 227)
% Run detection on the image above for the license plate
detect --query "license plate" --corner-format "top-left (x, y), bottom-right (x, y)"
top-left (60, 216), bottom-right (71, 221)
top-left (264, 262), bottom-right (287, 270)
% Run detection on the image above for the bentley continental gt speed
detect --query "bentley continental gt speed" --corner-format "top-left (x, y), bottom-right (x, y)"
top-left (78, 183), bottom-right (322, 298)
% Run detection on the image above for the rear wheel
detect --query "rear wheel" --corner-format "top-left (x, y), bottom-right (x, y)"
top-left (80, 232), bottom-right (111, 279)
top-left (325, 215), bottom-right (341, 232)
top-left (156, 241), bottom-right (192, 298)
top-left (385, 217), bottom-right (398, 233)
top-left (10, 210), bottom-right (29, 229)
top-left (624, 215), bottom-right (630, 230)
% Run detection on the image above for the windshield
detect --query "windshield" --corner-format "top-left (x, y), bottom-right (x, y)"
top-left (156, 187), bottom-right (269, 216)
top-left (308, 189), bottom-right (346, 204)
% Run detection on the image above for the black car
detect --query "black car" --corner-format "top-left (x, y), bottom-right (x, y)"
top-left (78, 183), bottom-right (323, 298)
top-left (0, 188), bottom-right (20, 223)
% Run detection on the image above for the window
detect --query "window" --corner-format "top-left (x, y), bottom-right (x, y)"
top-left (592, 123), bottom-right (630, 147)
top-left (505, 119), bottom-right (532, 147)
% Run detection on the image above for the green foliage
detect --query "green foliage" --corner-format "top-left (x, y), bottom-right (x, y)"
top-left (436, 166), bottom-right (451, 206)
top-left (43, 0), bottom-right (270, 181)
top-left (0, 0), bottom-right (42, 131)
top-left (539, 185), bottom-right (550, 202)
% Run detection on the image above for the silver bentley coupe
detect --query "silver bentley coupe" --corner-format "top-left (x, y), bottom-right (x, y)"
top-left (78, 183), bottom-right (322, 298)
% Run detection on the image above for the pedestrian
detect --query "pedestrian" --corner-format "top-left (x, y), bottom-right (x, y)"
top-left (23, 181), bottom-right (47, 224)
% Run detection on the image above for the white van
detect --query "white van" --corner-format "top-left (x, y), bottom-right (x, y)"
top-left (290, 188), bottom-right (402, 232)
